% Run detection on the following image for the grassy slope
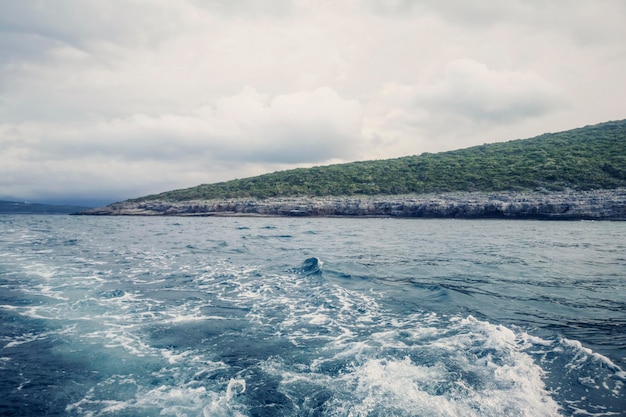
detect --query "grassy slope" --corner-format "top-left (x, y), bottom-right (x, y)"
top-left (135, 119), bottom-right (626, 202)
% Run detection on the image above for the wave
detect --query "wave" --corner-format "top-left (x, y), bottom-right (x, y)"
top-left (2, 215), bottom-right (624, 416)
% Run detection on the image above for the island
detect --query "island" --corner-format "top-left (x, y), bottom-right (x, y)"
top-left (0, 200), bottom-right (92, 215)
top-left (79, 119), bottom-right (626, 220)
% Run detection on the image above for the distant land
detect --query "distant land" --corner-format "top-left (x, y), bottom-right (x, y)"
top-left (0, 200), bottom-right (92, 215)
top-left (81, 119), bottom-right (626, 219)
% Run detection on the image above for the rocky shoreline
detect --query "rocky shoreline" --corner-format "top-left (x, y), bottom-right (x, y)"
top-left (77, 189), bottom-right (626, 220)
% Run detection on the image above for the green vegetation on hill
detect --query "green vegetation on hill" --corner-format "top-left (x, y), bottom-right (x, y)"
top-left (135, 119), bottom-right (626, 201)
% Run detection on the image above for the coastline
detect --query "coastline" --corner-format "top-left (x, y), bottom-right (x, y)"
top-left (76, 188), bottom-right (626, 220)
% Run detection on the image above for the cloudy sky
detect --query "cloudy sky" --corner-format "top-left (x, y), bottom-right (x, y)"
top-left (1, 0), bottom-right (625, 205)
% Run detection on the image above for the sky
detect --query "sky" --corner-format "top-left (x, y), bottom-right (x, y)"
top-left (1, 0), bottom-right (625, 205)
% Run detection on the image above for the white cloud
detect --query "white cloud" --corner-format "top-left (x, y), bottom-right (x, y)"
top-left (212, 86), bottom-right (363, 163)
top-left (361, 59), bottom-right (565, 156)
top-left (412, 59), bottom-right (565, 122)
top-left (7, 86), bottom-right (361, 162)
top-left (0, 86), bottom-right (362, 200)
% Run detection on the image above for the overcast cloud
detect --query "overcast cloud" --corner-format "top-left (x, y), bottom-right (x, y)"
top-left (1, 0), bottom-right (625, 204)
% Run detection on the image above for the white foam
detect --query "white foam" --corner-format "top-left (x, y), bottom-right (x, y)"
top-left (263, 313), bottom-right (563, 417)
top-left (135, 380), bottom-right (247, 417)
top-left (344, 357), bottom-right (469, 416)
top-left (225, 378), bottom-right (246, 400)
top-left (360, 329), bottom-right (559, 415)
top-left (200, 261), bottom-right (563, 415)
top-left (4, 332), bottom-right (46, 348)
top-left (165, 314), bottom-right (227, 323)
top-left (22, 283), bottom-right (69, 301)
top-left (23, 263), bottom-right (57, 279)
top-left (161, 302), bottom-right (229, 324)
top-left (65, 371), bottom-right (249, 417)
top-left (561, 338), bottom-right (626, 379)
top-left (303, 312), bottom-right (330, 325)
top-left (200, 379), bottom-right (248, 417)
top-left (0, 304), bottom-right (54, 320)
top-left (81, 326), bottom-right (157, 358)
top-left (160, 349), bottom-right (191, 365)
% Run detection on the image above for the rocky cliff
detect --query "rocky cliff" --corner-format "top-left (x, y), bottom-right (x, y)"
top-left (78, 189), bottom-right (626, 220)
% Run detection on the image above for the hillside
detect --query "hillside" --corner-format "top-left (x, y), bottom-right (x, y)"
top-left (133, 119), bottom-right (626, 202)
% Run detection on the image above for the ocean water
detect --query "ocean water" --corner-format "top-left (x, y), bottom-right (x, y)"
top-left (0, 215), bottom-right (624, 417)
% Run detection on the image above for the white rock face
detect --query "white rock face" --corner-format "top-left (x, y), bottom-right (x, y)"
top-left (79, 189), bottom-right (626, 220)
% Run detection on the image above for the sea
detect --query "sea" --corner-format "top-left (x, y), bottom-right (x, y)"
top-left (0, 215), bottom-right (624, 417)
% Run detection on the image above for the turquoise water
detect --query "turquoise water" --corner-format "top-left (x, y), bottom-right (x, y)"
top-left (1, 215), bottom-right (624, 416)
